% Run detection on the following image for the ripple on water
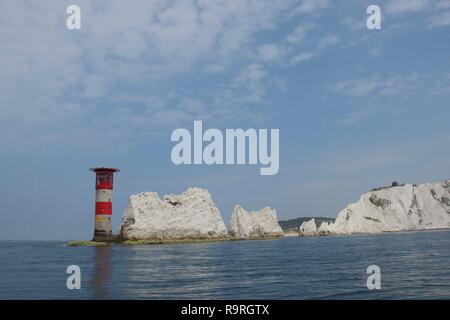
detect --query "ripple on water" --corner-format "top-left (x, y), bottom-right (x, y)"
top-left (1, 231), bottom-right (450, 299)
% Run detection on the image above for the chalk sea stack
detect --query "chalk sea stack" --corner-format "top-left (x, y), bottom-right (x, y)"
top-left (298, 218), bottom-right (318, 237)
top-left (299, 180), bottom-right (450, 236)
top-left (120, 187), bottom-right (229, 241)
top-left (229, 205), bottom-right (283, 239)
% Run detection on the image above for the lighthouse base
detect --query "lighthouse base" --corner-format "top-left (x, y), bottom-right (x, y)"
top-left (93, 214), bottom-right (114, 242)
top-left (92, 233), bottom-right (121, 243)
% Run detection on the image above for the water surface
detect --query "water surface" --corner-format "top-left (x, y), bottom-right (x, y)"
top-left (1, 230), bottom-right (450, 299)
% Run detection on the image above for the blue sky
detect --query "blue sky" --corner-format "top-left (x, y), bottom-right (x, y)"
top-left (1, 0), bottom-right (450, 240)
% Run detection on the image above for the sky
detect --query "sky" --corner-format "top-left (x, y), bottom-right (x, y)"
top-left (1, 0), bottom-right (450, 240)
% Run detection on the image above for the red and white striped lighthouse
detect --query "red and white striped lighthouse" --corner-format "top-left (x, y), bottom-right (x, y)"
top-left (89, 167), bottom-right (119, 241)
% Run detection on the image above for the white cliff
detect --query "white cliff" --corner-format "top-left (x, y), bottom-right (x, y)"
top-left (229, 205), bottom-right (283, 239)
top-left (120, 187), bottom-right (228, 241)
top-left (322, 180), bottom-right (450, 235)
top-left (317, 221), bottom-right (333, 235)
top-left (299, 219), bottom-right (318, 237)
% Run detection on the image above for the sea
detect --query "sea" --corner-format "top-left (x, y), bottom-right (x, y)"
top-left (1, 230), bottom-right (450, 299)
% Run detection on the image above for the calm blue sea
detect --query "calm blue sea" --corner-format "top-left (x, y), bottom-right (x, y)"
top-left (1, 230), bottom-right (450, 299)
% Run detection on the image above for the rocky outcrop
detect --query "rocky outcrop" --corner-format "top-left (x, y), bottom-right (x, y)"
top-left (299, 219), bottom-right (318, 237)
top-left (229, 205), bottom-right (283, 239)
top-left (323, 180), bottom-right (450, 235)
top-left (317, 221), bottom-right (333, 235)
top-left (120, 187), bottom-right (228, 241)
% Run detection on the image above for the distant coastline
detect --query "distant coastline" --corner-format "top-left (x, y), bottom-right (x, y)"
top-left (278, 217), bottom-right (335, 233)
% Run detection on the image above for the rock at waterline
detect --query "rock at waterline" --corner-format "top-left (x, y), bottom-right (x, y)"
top-left (229, 205), bottom-right (284, 239)
top-left (298, 218), bottom-right (318, 237)
top-left (120, 187), bottom-right (228, 241)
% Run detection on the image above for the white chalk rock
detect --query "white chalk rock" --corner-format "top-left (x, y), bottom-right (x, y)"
top-left (318, 221), bottom-right (333, 235)
top-left (299, 218), bottom-right (318, 237)
top-left (120, 187), bottom-right (228, 240)
top-left (328, 180), bottom-right (450, 235)
top-left (229, 205), bottom-right (283, 239)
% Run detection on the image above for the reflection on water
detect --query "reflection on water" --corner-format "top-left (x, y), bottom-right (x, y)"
top-left (90, 246), bottom-right (112, 299)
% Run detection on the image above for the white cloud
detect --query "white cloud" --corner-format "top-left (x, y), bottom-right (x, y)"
top-left (429, 10), bottom-right (450, 26)
top-left (318, 34), bottom-right (340, 49)
top-left (386, 0), bottom-right (431, 15)
top-left (282, 19), bottom-right (340, 65)
top-left (338, 106), bottom-right (381, 126)
top-left (330, 74), bottom-right (425, 97)
top-left (0, 0), bottom-right (300, 151)
top-left (234, 63), bottom-right (268, 102)
top-left (292, 0), bottom-right (329, 15)
top-left (435, 0), bottom-right (450, 9)
top-left (290, 51), bottom-right (315, 64)
top-left (256, 44), bottom-right (286, 63)
top-left (205, 64), bottom-right (226, 74)
top-left (381, 0), bottom-right (450, 29)
top-left (329, 73), bottom-right (450, 125)
top-left (286, 23), bottom-right (317, 44)
top-left (436, 0), bottom-right (450, 9)
top-left (2, 0), bottom-right (445, 153)
top-left (341, 16), bottom-right (366, 31)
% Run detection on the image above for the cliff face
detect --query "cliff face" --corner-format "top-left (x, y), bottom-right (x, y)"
top-left (120, 187), bottom-right (228, 240)
top-left (298, 219), bottom-right (318, 237)
top-left (319, 180), bottom-right (450, 236)
top-left (229, 205), bottom-right (283, 239)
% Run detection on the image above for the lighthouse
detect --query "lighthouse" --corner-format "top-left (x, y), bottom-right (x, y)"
top-left (90, 167), bottom-right (119, 241)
